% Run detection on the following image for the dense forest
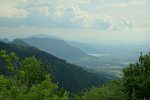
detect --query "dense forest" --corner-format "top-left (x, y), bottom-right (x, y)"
top-left (0, 41), bottom-right (108, 93)
top-left (0, 41), bottom-right (150, 100)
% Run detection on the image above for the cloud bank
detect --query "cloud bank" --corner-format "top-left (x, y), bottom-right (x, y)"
top-left (0, 0), bottom-right (150, 42)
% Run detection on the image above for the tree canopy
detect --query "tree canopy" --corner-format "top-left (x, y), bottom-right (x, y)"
top-left (0, 50), bottom-right (150, 100)
top-left (0, 50), bottom-right (68, 100)
top-left (123, 53), bottom-right (150, 99)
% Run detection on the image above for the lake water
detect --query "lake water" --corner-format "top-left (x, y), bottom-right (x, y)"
top-left (88, 53), bottom-right (110, 57)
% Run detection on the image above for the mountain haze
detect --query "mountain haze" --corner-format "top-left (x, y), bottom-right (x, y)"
top-left (0, 40), bottom-right (109, 92)
top-left (12, 38), bottom-right (29, 47)
top-left (22, 37), bottom-right (87, 61)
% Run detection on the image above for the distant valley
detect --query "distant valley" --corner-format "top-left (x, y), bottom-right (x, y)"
top-left (20, 34), bottom-right (150, 78)
top-left (1, 34), bottom-right (149, 78)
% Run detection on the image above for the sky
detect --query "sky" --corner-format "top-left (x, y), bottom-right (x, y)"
top-left (0, 0), bottom-right (150, 43)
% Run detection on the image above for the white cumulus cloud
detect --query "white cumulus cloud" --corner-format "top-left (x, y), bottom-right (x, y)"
top-left (0, 0), bottom-right (29, 18)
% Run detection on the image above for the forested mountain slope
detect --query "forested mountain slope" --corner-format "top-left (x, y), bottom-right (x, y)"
top-left (0, 41), bottom-right (109, 92)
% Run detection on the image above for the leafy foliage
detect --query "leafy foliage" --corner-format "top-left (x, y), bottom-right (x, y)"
top-left (0, 50), bottom-right (18, 76)
top-left (123, 53), bottom-right (150, 99)
top-left (74, 80), bottom-right (127, 100)
top-left (16, 57), bottom-right (47, 89)
top-left (0, 50), bottom-right (68, 100)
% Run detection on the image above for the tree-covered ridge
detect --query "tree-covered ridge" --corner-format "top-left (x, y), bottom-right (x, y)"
top-left (11, 39), bottom-right (29, 47)
top-left (0, 50), bottom-right (68, 100)
top-left (0, 41), bottom-right (107, 93)
top-left (0, 50), bottom-right (150, 100)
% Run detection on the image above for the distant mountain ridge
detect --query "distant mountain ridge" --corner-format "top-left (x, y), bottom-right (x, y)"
top-left (28, 34), bottom-right (99, 54)
top-left (67, 41), bottom-right (99, 54)
top-left (12, 39), bottom-right (29, 47)
top-left (29, 34), bottom-right (64, 40)
top-left (22, 37), bottom-right (87, 61)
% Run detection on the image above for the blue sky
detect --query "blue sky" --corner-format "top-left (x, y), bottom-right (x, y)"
top-left (0, 0), bottom-right (150, 43)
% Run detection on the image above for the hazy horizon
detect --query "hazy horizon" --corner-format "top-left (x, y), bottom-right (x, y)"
top-left (0, 0), bottom-right (150, 44)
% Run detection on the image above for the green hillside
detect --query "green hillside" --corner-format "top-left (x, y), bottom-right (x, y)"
top-left (0, 41), bottom-right (109, 93)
